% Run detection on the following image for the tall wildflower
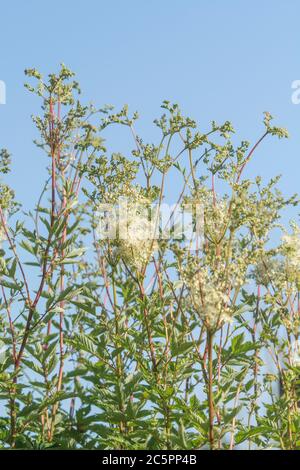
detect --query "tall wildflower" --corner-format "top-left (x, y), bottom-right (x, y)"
top-left (257, 224), bottom-right (300, 335)
top-left (180, 189), bottom-right (250, 330)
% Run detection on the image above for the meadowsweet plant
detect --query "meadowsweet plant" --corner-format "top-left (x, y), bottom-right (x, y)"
top-left (0, 65), bottom-right (299, 450)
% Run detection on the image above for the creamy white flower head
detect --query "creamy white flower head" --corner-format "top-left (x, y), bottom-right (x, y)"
top-left (281, 223), bottom-right (300, 270)
top-left (101, 189), bottom-right (158, 271)
top-left (183, 266), bottom-right (232, 330)
top-left (117, 202), bottom-right (157, 270)
top-left (290, 339), bottom-right (300, 366)
top-left (187, 190), bottom-right (228, 243)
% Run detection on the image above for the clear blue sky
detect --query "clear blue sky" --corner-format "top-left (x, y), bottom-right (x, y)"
top-left (0, 0), bottom-right (299, 221)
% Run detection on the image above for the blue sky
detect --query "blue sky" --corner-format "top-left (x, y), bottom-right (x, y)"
top-left (0, 0), bottom-right (300, 221)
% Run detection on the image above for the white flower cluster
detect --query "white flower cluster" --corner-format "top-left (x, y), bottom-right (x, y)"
top-left (98, 187), bottom-right (158, 271)
top-left (185, 190), bottom-right (229, 243)
top-left (116, 200), bottom-right (157, 271)
top-left (281, 224), bottom-right (300, 270)
top-left (253, 259), bottom-right (281, 287)
top-left (183, 265), bottom-right (232, 330)
top-left (204, 197), bottom-right (228, 243)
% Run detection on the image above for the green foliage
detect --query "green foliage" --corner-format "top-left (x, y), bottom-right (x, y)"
top-left (0, 65), bottom-right (299, 450)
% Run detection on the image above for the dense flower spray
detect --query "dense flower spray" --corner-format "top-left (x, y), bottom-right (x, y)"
top-left (115, 198), bottom-right (157, 271)
top-left (96, 187), bottom-right (158, 271)
top-left (282, 223), bottom-right (300, 271)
